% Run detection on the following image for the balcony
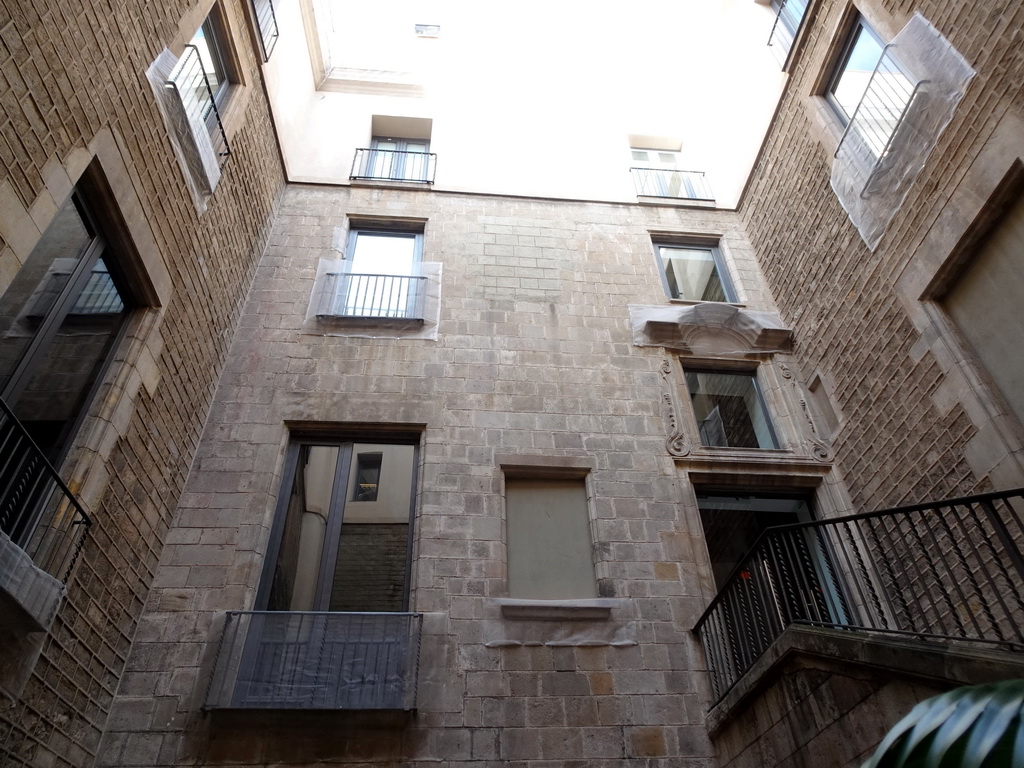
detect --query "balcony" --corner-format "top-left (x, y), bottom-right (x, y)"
top-left (350, 148), bottom-right (437, 184)
top-left (0, 397), bottom-right (91, 633)
top-left (205, 611), bottom-right (423, 711)
top-left (694, 488), bottom-right (1024, 703)
top-left (315, 272), bottom-right (427, 322)
top-left (767, 0), bottom-right (809, 66)
top-left (630, 167), bottom-right (714, 202)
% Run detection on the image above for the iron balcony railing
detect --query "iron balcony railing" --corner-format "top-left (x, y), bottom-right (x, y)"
top-left (630, 167), bottom-right (714, 202)
top-left (250, 0), bottom-right (279, 62)
top-left (834, 44), bottom-right (927, 198)
top-left (694, 488), bottom-right (1024, 703)
top-left (0, 398), bottom-right (91, 583)
top-left (166, 44), bottom-right (231, 172)
top-left (767, 0), bottom-right (809, 64)
top-left (316, 272), bottom-right (427, 321)
top-left (350, 148), bottom-right (437, 184)
top-left (205, 611), bottom-right (423, 710)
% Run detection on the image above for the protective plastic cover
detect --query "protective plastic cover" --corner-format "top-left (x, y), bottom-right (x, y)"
top-left (302, 260), bottom-right (442, 340)
top-left (830, 13), bottom-right (975, 250)
top-left (145, 48), bottom-right (220, 214)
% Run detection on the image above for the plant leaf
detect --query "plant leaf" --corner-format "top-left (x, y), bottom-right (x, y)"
top-left (922, 693), bottom-right (992, 765)
top-left (961, 684), bottom-right (1024, 768)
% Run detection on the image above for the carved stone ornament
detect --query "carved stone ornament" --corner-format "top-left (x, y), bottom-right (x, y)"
top-left (630, 303), bottom-right (794, 355)
top-left (660, 359), bottom-right (690, 456)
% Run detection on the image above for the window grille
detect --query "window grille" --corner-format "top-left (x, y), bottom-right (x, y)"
top-left (250, 0), bottom-right (279, 61)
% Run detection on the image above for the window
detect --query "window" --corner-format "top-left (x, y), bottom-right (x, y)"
top-left (260, 441), bottom-right (416, 613)
top-left (505, 477), bottom-right (597, 600)
top-left (250, 0), bottom-right (280, 62)
top-left (205, 439), bottom-right (422, 711)
top-left (826, 16), bottom-right (890, 126)
top-left (0, 187), bottom-right (141, 660)
top-left (685, 369), bottom-right (778, 449)
top-left (148, 4), bottom-right (238, 204)
top-left (316, 228), bottom-right (425, 320)
top-left (768, 0), bottom-right (810, 63)
top-left (352, 137), bottom-right (434, 183)
top-left (654, 242), bottom-right (735, 302)
top-left (0, 194), bottom-right (138, 467)
top-left (630, 148), bottom-right (713, 200)
top-left (697, 493), bottom-right (813, 589)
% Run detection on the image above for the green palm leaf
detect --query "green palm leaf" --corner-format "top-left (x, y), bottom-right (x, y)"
top-left (861, 680), bottom-right (1024, 768)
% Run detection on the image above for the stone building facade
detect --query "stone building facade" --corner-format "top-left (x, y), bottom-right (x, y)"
top-left (0, 0), bottom-right (1022, 767)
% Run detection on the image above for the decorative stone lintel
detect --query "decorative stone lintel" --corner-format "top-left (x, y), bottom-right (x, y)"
top-left (629, 303), bottom-right (793, 355)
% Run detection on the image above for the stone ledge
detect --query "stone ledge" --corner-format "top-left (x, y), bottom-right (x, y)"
top-left (496, 598), bottom-right (616, 622)
top-left (705, 625), bottom-right (1024, 734)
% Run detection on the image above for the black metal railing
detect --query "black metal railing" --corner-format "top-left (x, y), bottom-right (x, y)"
top-left (834, 44), bottom-right (928, 198)
top-left (250, 0), bottom-right (279, 62)
top-left (767, 0), bottom-right (809, 64)
top-left (0, 398), bottom-right (91, 583)
top-left (205, 611), bottom-right (423, 710)
top-left (694, 488), bottom-right (1024, 703)
top-left (165, 44), bottom-right (231, 174)
top-left (316, 272), bottom-right (427, 321)
top-left (630, 168), bottom-right (713, 201)
top-left (350, 148), bottom-right (437, 184)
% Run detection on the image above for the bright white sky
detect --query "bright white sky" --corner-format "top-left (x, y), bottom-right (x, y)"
top-left (316, 0), bottom-right (786, 205)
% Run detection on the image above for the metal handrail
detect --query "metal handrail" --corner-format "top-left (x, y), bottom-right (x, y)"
top-left (630, 167), bottom-right (714, 201)
top-left (251, 0), bottom-right (279, 62)
top-left (767, 0), bottom-right (809, 60)
top-left (350, 148), bottom-right (437, 184)
top-left (205, 611), bottom-right (424, 710)
top-left (0, 397), bottom-right (91, 583)
top-left (316, 272), bottom-right (427, 321)
top-left (694, 488), bottom-right (1024, 703)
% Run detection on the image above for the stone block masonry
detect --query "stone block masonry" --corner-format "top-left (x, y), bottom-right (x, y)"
top-left (99, 184), bottom-right (774, 766)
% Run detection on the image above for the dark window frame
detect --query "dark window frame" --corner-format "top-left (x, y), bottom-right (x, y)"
top-left (683, 367), bottom-right (780, 450)
top-left (254, 436), bottom-right (420, 613)
top-left (825, 13), bottom-right (886, 126)
top-left (652, 240), bottom-right (736, 303)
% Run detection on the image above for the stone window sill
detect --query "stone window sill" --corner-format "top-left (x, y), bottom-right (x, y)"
top-left (496, 598), bottom-right (616, 622)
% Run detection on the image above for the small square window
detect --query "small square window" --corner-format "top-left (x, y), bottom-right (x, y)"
top-left (685, 369), bottom-right (778, 449)
top-left (654, 242), bottom-right (735, 302)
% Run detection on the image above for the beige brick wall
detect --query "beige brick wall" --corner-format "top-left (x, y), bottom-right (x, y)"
top-left (739, 0), bottom-right (1024, 510)
top-left (0, 0), bottom-right (284, 764)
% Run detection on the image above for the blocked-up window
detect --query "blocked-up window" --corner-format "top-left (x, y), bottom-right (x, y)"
top-left (685, 369), bottom-right (778, 449)
top-left (505, 477), bottom-right (597, 600)
top-left (941, 192), bottom-right (1024, 430)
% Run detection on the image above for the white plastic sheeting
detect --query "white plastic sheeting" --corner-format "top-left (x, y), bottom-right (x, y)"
top-left (146, 48), bottom-right (221, 214)
top-left (830, 13), bottom-right (975, 250)
top-left (303, 259), bottom-right (442, 340)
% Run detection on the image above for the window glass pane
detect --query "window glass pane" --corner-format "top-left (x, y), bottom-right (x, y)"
top-left (0, 199), bottom-right (92, 395)
top-left (191, 18), bottom-right (227, 94)
top-left (685, 370), bottom-right (777, 449)
top-left (266, 445), bottom-right (340, 611)
top-left (349, 232), bottom-right (417, 275)
top-left (631, 150), bottom-right (647, 162)
top-left (331, 443), bottom-right (414, 611)
top-left (659, 246), bottom-right (727, 301)
top-left (831, 21), bottom-right (884, 121)
top-left (505, 477), bottom-right (597, 599)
